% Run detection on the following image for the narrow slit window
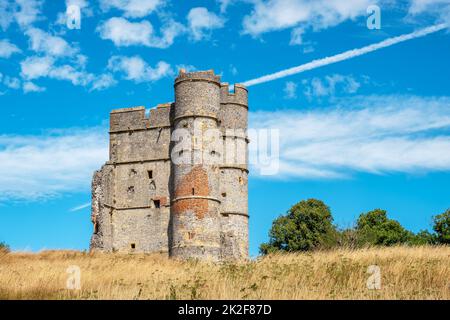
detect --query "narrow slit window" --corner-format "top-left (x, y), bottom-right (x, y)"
top-left (148, 170), bottom-right (153, 179)
top-left (192, 188), bottom-right (195, 195)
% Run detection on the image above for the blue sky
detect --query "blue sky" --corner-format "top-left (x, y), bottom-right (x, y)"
top-left (0, 0), bottom-right (449, 256)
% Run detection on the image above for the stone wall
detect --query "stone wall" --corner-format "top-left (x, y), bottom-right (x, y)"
top-left (91, 105), bottom-right (171, 254)
top-left (90, 70), bottom-right (249, 261)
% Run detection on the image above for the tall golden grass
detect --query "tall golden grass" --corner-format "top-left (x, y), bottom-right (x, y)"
top-left (0, 246), bottom-right (448, 300)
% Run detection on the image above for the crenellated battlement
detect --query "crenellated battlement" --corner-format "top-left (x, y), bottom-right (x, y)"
top-left (175, 69), bottom-right (221, 86)
top-left (220, 83), bottom-right (248, 108)
top-left (109, 104), bottom-right (171, 133)
top-left (110, 106), bottom-right (147, 132)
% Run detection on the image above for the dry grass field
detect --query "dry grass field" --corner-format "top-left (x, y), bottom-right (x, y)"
top-left (0, 246), bottom-right (449, 300)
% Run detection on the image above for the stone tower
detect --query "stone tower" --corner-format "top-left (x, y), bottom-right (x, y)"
top-left (90, 70), bottom-right (249, 261)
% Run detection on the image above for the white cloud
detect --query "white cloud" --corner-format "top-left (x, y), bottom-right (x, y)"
top-left (0, 72), bottom-right (21, 91)
top-left (99, 0), bottom-right (163, 18)
top-left (409, 0), bottom-right (450, 14)
top-left (187, 7), bottom-right (225, 41)
top-left (90, 73), bottom-right (117, 91)
top-left (20, 56), bottom-right (54, 80)
top-left (302, 74), bottom-right (361, 99)
top-left (23, 81), bottom-right (46, 93)
top-left (0, 0), bottom-right (43, 31)
top-left (408, 0), bottom-right (450, 25)
top-left (97, 18), bottom-right (152, 46)
top-left (14, 0), bottom-right (43, 29)
top-left (19, 55), bottom-right (114, 91)
top-left (0, 0), bottom-right (13, 31)
top-left (217, 0), bottom-right (235, 13)
top-left (250, 95), bottom-right (450, 179)
top-left (48, 64), bottom-right (94, 86)
top-left (0, 39), bottom-right (21, 58)
top-left (242, 0), bottom-right (374, 36)
top-left (0, 128), bottom-right (108, 201)
top-left (3, 75), bottom-right (20, 89)
top-left (283, 81), bottom-right (297, 99)
top-left (108, 55), bottom-right (173, 83)
top-left (97, 17), bottom-right (184, 48)
top-left (26, 28), bottom-right (77, 57)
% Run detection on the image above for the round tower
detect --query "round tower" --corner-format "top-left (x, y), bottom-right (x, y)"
top-left (169, 70), bottom-right (222, 260)
top-left (218, 83), bottom-right (249, 260)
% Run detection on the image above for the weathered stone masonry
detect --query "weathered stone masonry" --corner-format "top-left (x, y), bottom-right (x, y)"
top-left (90, 70), bottom-right (249, 261)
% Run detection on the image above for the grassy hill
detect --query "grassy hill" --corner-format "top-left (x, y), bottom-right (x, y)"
top-left (0, 246), bottom-right (449, 299)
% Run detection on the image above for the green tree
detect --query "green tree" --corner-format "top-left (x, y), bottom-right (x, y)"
top-left (260, 199), bottom-right (338, 254)
top-left (355, 209), bottom-right (412, 246)
top-left (433, 209), bottom-right (450, 244)
top-left (409, 230), bottom-right (435, 245)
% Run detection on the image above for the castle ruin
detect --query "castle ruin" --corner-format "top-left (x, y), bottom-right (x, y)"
top-left (90, 70), bottom-right (249, 261)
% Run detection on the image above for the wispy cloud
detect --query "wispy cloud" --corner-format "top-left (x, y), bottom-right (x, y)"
top-left (19, 55), bottom-right (116, 91)
top-left (0, 128), bottom-right (108, 201)
top-left (0, 39), bottom-right (21, 58)
top-left (2, 96), bottom-right (450, 201)
top-left (408, 0), bottom-right (450, 20)
top-left (302, 74), bottom-right (361, 100)
top-left (283, 81), bottom-right (297, 99)
top-left (242, 23), bottom-right (447, 87)
top-left (250, 95), bottom-right (450, 179)
top-left (22, 81), bottom-right (46, 93)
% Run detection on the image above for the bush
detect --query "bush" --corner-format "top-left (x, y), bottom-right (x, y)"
top-left (336, 228), bottom-right (363, 249)
top-left (355, 209), bottom-right (412, 246)
top-left (260, 199), bottom-right (338, 254)
top-left (0, 242), bottom-right (10, 253)
top-left (433, 209), bottom-right (450, 244)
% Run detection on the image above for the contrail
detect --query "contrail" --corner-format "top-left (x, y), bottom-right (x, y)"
top-left (242, 24), bottom-right (447, 87)
top-left (69, 202), bottom-right (91, 212)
